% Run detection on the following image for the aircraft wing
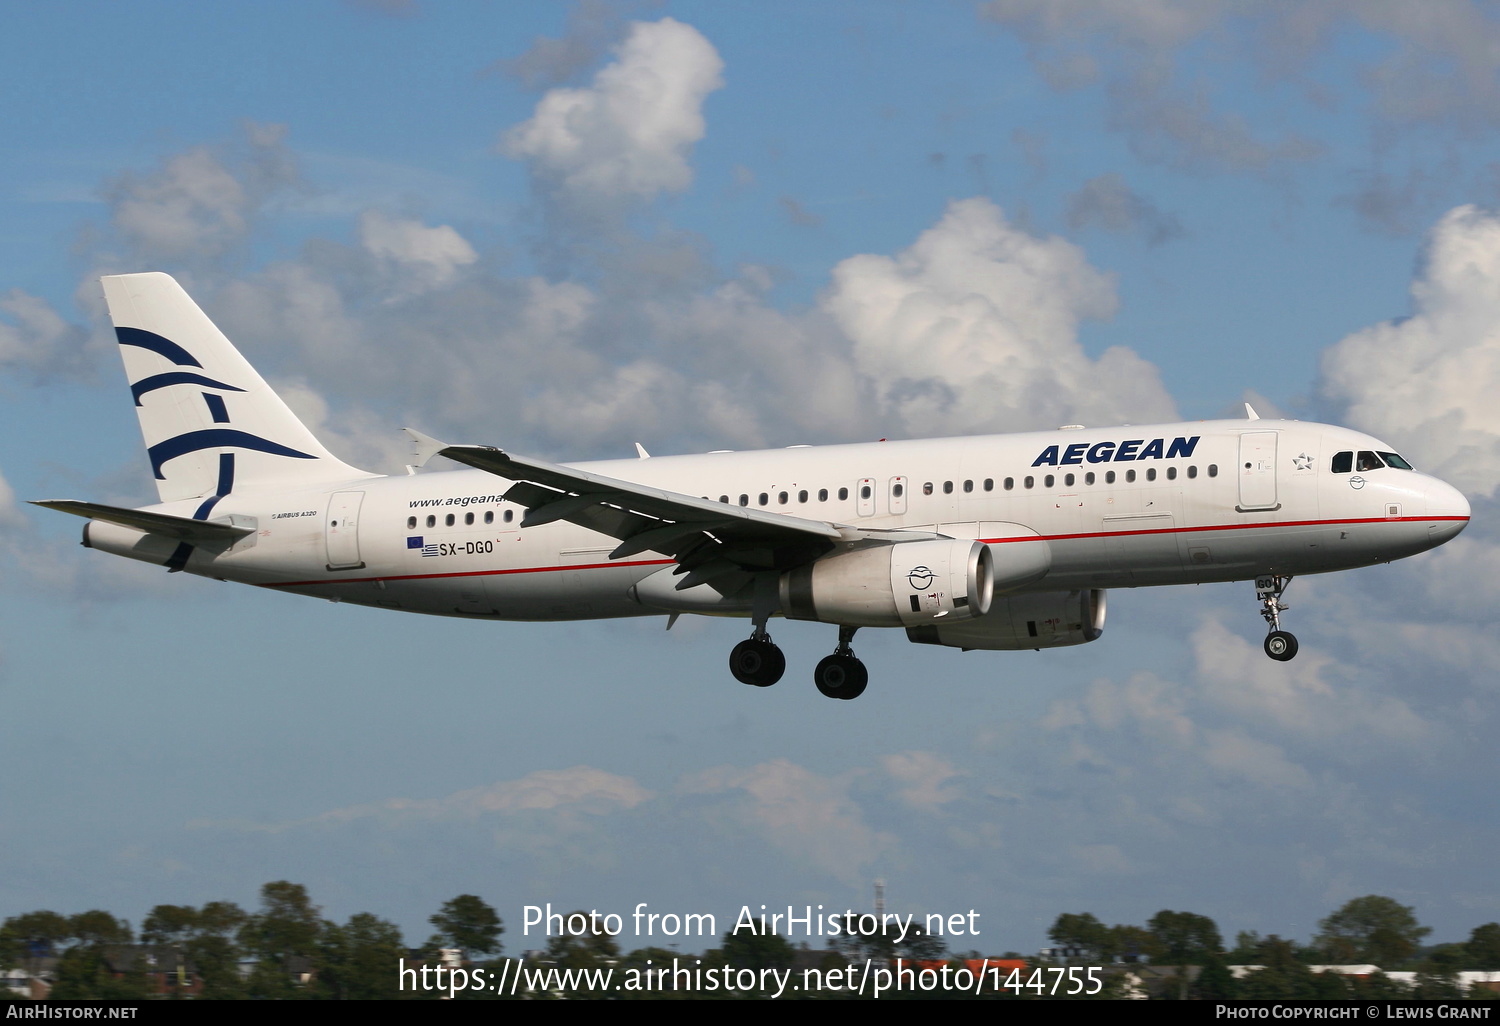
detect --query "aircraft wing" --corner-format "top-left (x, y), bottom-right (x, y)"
top-left (437, 444), bottom-right (842, 587)
top-left (31, 499), bottom-right (254, 544)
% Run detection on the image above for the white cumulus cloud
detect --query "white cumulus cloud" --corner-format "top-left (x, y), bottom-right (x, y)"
top-left (683, 759), bottom-right (891, 883)
top-left (238, 767), bottom-right (654, 832)
top-left (101, 123), bottom-right (300, 265)
top-left (881, 750), bottom-right (966, 809)
top-left (358, 210), bottom-right (479, 293)
top-left (1319, 204), bottom-right (1500, 496)
top-left (503, 18), bottom-right (724, 213)
top-left (822, 197), bottom-right (1176, 436)
top-left (0, 289), bottom-right (95, 381)
top-left (0, 469), bottom-right (26, 529)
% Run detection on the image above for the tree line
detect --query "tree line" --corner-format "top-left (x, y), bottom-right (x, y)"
top-left (4, 886), bottom-right (1498, 999)
top-left (1, 883), bottom-right (501, 1000)
top-left (1047, 898), bottom-right (1500, 999)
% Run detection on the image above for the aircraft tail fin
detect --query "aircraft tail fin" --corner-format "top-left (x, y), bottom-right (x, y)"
top-left (102, 273), bottom-right (374, 504)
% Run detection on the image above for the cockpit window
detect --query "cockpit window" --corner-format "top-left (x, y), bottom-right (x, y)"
top-left (1378, 451), bottom-right (1414, 470)
top-left (1357, 451), bottom-right (1384, 472)
top-left (1331, 451), bottom-right (1353, 474)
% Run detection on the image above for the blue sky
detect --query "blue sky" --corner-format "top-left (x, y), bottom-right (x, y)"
top-left (3, 1), bottom-right (1500, 956)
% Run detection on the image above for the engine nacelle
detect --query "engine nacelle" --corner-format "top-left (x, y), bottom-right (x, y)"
top-left (906, 589), bottom-right (1106, 650)
top-left (779, 539), bottom-right (994, 628)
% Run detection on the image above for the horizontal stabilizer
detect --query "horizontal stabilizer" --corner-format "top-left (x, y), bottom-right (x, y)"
top-left (31, 500), bottom-right (254, 545)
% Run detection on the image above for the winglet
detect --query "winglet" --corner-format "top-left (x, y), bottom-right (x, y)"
top-left (402, 427), bottom-right (450, 468)
top-left (1244, 403), bottom-right (1260, 421)
top-left (634, 442), bottom-right (650, 459)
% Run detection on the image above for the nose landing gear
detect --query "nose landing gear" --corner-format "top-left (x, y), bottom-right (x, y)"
top-left (814, 626), bottom-right (868, 700)
top-left (1256, 576), bottom-right (1299, 661)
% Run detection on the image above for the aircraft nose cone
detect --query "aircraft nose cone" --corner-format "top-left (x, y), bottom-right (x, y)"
top-left (1425, 477), bottom-right (1470, 545)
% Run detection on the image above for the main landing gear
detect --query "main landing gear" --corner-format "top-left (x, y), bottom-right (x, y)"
top-left (729, 627), bottom-right (785, 687)
top-left (1255, 575), bottom-right (1299, 662)
top-left (814, 626), bottom-right (867, 701)
top-left (728, 624), bottom-right (870, 699)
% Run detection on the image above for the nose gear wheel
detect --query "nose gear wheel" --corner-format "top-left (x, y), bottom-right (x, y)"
top-left (1264, 630), bottom-right (1298, 661)
top-left (1255, 576), bottom-right (1298, 661)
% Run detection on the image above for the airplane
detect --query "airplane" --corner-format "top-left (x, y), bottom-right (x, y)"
top-left (34, 273), bottom-right (1472, 700)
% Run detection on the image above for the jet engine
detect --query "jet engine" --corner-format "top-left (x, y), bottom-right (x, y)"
top-left (905, 589), bottom-right (1106, 650)
top-left (779, 538), bottom-right (994, 628)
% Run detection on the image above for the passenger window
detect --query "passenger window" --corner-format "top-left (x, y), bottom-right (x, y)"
top-left (819, 489), bottom-right (829, 502)
top-left (1024, 476), bottom-right (1034, 489)
top-left (983, 478), bottom-right (993, 491)
top-left (1044, 474), bottom-right (1055, 488)
top-left (739, 494), bottom-right (749, 506)
top-left (963, 480), bottom-right (973, 493)
top-left (798, 490), bottom-right (808, 503)
top-left (465, 512), bottom-right (474, 525)
top-left (445, 514), bottom-right (455, 526)
top-left (1357, 451), bottom-right (1384, 472)
top-left (719, 495), bottom-right (729, 504)
top-left (485, 511), bottom-right (494, 524)
top-left (1208, 464), bottom-right (1218, 477)
top-left (1085, 472), bottom-right (1095, 485)
top-left (1004, 477), bottom-right (1014, 490)
top-left (839, 487), bottom-right (849, 501)
top-left (1064, 473), bottom-right (1074, 487)
top-left (1106, 471), bottom-right (1115, 484)
top-left (1167, 466), bottom-right (1177, 480)
top-left (1187, 466), bottom-right (1197, 479)
top-left (778, 491), bottom-right (788, 505)
top-left (860, 484), bottom-right (872, 499)
top-left (923, 482), bottom-right (934, 496)
top-left (426, 515), bottom-right (436, 528)
top-left (1126, 470), bottom-right (1136, 483)
top-left (407, 516), bottom-right (416, 529)
top-left (942, 481), bottom-right (952, 494)
top-left (504, 510), bottom-right (514, 523)
top-left (758, 493), bottom-right (769, 506)
top-left (1146, 468), bottom-right (1157, 482)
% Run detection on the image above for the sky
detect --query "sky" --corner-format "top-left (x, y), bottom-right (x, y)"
top-left (2, 0), bottom-right (1500, 958)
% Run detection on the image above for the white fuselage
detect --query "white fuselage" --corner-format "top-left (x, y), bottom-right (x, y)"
top-left (85, 418), bottom-right (1471, 624)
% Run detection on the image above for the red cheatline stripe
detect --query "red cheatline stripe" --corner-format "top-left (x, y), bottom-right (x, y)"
top-left (983, 514), bottom-right (1469, 544)
top-left (262, 514), bottom-right (1468, 588)
top-left (263, 557), bottom-right (675, 589)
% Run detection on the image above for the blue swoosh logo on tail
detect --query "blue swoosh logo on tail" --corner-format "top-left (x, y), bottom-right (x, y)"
top-left (148, 430), bottom-right (315, 479)
top-left (131, 371), bottom-right (245, 405)
top-left (116, 327), bottom-right (202, 368)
